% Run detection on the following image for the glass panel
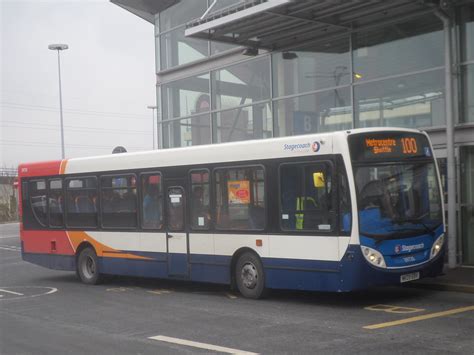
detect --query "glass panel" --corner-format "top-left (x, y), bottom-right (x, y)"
top-left (162, 74), bottom-right (210, 119)
top-left (212, 57), bottom-right (270, 110)
top-left (141, 173), bottom-right (163, 229)
top-left (272, 37), bottom-right (350, 97)
top-left (29, 180), bottom-right (47, 226)
top-left (160, 0), bottom-right (207, 32)
top-left (280, 162), bottom-right (335, 232)
top-left (215, 166), bottom-right (265, 230)
top-left (338, 157), bottom-right (352, 234)
top-left (100, 175), bottom-right (137, 228)
top-left (167, 187), bottom-right (185, 231)
top-left (461, 146), bottom-right (474, 263)
top-left (49, 179), bottom-right (64, 227)
top-left (459, 4), bottom-right (474, 62)
top-left (160, 27), bottom-right (208, 70)
top-left (66, 177), bottom-right (98, 228)
top-left (353, 14), bottom-right (443, 82)
top-left (355, 162), bottom-right (443, 238)
top-left (163, 114), bottom-right (211, 148)
top-left (212, 102), bottom-right (272, 143)
top-left (354, 70), bottom-right (445, 129)
top-left (211, 41), bottom-right (238, 55)
top-left (190, 170), bottom-right (211, 230)
top-left (461, 64), bottom-right (474, 123)
top-left (274, 87), bottom-right (351, 137)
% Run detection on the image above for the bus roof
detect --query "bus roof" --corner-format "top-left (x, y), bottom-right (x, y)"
top-left (18, 127), bottom-right (424, 176)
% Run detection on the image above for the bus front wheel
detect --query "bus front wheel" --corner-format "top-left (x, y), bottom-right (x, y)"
top-left (235, 252), bottom-right (266, 299)
top-left (77, 247), bottom-right (101, 285)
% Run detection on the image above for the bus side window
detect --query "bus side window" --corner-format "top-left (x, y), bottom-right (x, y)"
top-left (66, 177), bottom-right (98, 228)
top-left (280, 162), bottom-right (335, 232)
top-left (214, 166), bottom-right (266, 231)
top-left (29, 179), bottom-right (47, 227)
top-left (190, 170), bottom-right (210, 230)
top-left (49, 179), bottom-right (64, 227)
top-left (141, 173), bottom-right (163, 229)
top-left (100, 175), bottom-right (137, 229)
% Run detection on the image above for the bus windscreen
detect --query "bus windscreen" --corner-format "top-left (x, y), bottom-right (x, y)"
top-left (348, 132), bottom-right (432, 162)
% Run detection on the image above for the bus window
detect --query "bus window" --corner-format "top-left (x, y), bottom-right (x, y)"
top-left (29, 179), bottom-right (47, 227)
top-left (49, 179), bottom-right (64, 227)
top-left (167, 187), bottom-right (185, 231)
top-left (280, 162), bottom-right (335, 232)
top-left (66, 177), bottom-right (98, 228)
top-left (214, 166), bottom-right (265, 230)
top-left (141, 173), bottom-right (163, 229)
top-left (100, 174), bottom-right (137, 228)
top-left (190, 170), bottom-right (210, 230)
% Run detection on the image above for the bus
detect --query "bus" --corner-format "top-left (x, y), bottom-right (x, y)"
top-left (18, 128), bottom-right (445, 299)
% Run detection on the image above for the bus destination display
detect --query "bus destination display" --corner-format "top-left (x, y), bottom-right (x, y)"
top-left (349, 132), bottom-right (432, 161)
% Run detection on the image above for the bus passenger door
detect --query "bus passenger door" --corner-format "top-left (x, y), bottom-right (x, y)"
top-left (165, 184), bottom-right (188, 278)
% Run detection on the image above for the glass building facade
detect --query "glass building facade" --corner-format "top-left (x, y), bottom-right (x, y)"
top-left (120, 0), bottom-right (474, 265)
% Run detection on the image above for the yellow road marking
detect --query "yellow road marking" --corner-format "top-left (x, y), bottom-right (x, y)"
top-left (364, 304), bottom-right (425, 314)
top-left (364, 305), bottom-right (474, 330)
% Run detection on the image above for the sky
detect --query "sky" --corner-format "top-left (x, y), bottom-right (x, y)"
top-left (0, 0), bottom-right (156, 170)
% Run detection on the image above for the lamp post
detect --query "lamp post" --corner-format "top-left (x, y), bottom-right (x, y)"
top-left (147, 105), bottom-right (157, 149)
top-left (48, 44), bottom-right (68, 159)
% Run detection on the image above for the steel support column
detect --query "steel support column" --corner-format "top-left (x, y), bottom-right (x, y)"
top-left (435, 7), bottom-right (457, 268)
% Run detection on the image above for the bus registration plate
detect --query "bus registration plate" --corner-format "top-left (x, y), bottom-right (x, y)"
top-left (400, 272), bottom-right (420, 283)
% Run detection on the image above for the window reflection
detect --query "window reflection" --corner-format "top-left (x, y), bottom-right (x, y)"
top-left (162, 74), bottom-right (210, 120)
top-left (354, 70), bottom-right (445, 129)
top-left (163, 114), bottom-right (211, 148)
top-left (272, 37), bottom-right (350, 97)
top-left (353, 14), bottom-right (443, 81)
top-left (212, 103), bottom-right (272, 143)
top-left (160, 27), bottom-right (208, 70)
top-left (212, 57), bottom-right (270, 110)
top-left (274, 88), bottom-right (351, 137)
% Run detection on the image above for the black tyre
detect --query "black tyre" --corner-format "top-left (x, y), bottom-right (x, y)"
top-left (235, 252), bottom-right (266, 299)
top-left (77, 247), bottom-right (101, 285)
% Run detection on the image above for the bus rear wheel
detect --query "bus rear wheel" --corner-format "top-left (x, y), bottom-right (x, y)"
top-left (235, 252), bottom-right (266, 299)
top-left (77, 247), bottom-right (101, 285)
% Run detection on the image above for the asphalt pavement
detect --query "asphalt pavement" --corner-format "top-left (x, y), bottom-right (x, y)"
top-left (1, 223), bottom-right (473, 354)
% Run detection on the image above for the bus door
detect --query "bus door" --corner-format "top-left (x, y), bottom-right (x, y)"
top-left (164, 180), bottom-right (189, 278)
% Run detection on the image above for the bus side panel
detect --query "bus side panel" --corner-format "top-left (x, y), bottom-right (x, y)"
top-left (98, 257), bottom-right (168, 279)
top-left (263, 258), bottom-right (341, 292)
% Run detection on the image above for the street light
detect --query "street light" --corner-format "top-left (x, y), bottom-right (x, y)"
top-left (48, 43), bottom-right (68, 159)
top-left (147, 105), bottom-right (157, 149)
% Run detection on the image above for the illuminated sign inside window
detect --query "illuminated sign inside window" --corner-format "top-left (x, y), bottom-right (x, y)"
top-left (349, 132), bottom-right (431, 161)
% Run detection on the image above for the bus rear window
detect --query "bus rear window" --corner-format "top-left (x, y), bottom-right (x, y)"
top-left (29, 179), bottom-right (47, 227)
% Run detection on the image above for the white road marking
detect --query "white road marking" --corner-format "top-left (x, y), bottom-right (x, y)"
top-left (0, 235), bottom-right (19, 239)
top-left (0, 246), bottom-right (20, 252)
top-left (0, 289), bottom-right (24, 296)
top-left (149, 335), bottom-right (259, 354)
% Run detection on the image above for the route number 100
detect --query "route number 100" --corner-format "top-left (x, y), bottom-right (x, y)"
top-left (401, 138), bottom-right (418, 154)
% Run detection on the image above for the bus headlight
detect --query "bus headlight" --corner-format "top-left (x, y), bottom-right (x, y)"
top-left (361, 246), bottom-right (386, 268)
top-left (430, 234), bottom-right (445, 259)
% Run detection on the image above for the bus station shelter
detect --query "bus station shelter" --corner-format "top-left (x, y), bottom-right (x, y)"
top-left (111, 0), bottom-right (474, 267)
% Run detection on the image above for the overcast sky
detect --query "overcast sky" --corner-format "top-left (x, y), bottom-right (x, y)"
top-left (1, 0), bottom-right (156, 169)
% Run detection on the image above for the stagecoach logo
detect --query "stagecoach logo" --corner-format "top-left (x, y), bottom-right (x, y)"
top-left (311, 141), bottom-right (321, 152)
top-left (395, 243), bottom-right (425, 254)
top-left (283, 141), bottom-right (320, 153)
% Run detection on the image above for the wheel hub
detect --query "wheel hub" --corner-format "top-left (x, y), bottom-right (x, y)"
top-left (241, 262), bottom-right (258, 289)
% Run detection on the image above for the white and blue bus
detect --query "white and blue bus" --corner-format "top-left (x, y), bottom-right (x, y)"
top-left (19, 127), bottom-right (445, 298)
